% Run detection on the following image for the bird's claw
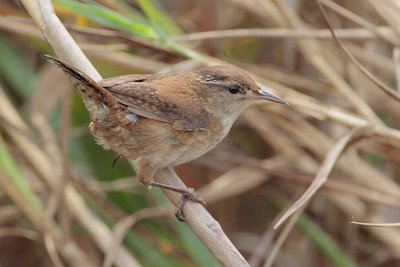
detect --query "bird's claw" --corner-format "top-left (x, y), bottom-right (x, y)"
top-left (112, 153), bottom-right (125, 168)
top-left (174, 187), bottom-right (206, 221)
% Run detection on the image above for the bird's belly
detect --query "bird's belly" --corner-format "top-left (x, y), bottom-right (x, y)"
top-left (161, 128), bottom-right (225, 167)
top-left (90, 116), bottom-right (227, 168)
top-left (165, 142), bottom-right (213, 167)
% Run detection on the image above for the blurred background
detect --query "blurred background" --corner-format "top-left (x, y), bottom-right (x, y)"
top-left (1, 0), bottom-right (400, 266)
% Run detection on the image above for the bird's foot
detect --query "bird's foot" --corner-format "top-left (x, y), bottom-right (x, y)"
top-left (174, 188), bottom-right (206, 221)
top-left (149, 181), bottom-right (206, 221)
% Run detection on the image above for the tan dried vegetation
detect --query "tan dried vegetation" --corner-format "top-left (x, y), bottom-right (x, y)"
top-left (1, 0), bottom-right (400, 266)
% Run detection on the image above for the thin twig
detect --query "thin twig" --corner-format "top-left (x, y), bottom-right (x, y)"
top-left (316, 0), bottom-right (400, 102)
top-left (350, 219), bottom-right (400, 228)
top-left (274, 126), bottom-right (368, 229)
top-left (319, 0), bottom-right (400, 45)
top-left (0, 227), bottom-right (40, 241)
top-left (393, 47), bottom-right (400, 93)
top-left (44, 232), bottom-right (65, 267)
top-left (275, 0), bottom-right (381, 124)
top-left (103, 206), bottom-right (171, 267)
top-left (264, 208), bottom-right (305, 267)
top-left (211, 153), bottom-right (400, 207)
top-left (173, 27), bottom-right (394, 42)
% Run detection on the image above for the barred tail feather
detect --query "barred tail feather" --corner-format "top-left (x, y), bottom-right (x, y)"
top-left (42, 55), bottom-right (121, 126)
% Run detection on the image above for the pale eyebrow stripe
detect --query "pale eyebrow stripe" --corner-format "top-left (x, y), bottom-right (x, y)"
top-left (196, 74), bottom-right (226, 84)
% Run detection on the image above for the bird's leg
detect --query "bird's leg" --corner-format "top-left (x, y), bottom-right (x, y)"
top-left (149, 181), bottom-right (206, 221)
top-left (137, 159), bottom-right (205, 221)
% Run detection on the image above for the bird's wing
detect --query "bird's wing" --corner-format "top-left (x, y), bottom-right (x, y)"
top-left (101, 81), bottom-right (209, 131)
top-left (99, 74), bottom-right (152, 88)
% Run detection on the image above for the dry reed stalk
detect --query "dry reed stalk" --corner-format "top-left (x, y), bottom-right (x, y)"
top-left (264, 207), bottom-right (305, 267)
top-left (346, 43), bottom-right (394, 75)
top-left (316, 0), bottom-right (400, 102)
top-left (211, 0), bottom-right (400, 247)
top-left (274, 126), bottom-right (369, 229)
top-left (173, 27), bottom-right (395, 42)
top-left (1, 82), bottom-right (137, 267)
top-left (198, 166), bottom-right (268, 203)
top-left (319, 0), bottom-right (400, 45)
top-left (0, 227), bottom-right (40, 241)
top-left (0, 89), bottom-right (96, 267)
top-left (3, 0), bottom-right (400, 265)
top-left (351, 221), bottom-right (400, 227)
top-left (271, 113), bottom-right (400, 256)
top-left (84, 51), bottom-right (169, 72)
top-left (275, 0), bottom-right (381, 123)
top-left (367, 0), bottom-right (400, 37)
top-left (104, 206), bottom-right (171, 267)
top-left (211, 152), bottom-right (400, 207)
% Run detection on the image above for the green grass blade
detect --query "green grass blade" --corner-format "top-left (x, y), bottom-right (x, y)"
top-left (0, 134), bottom-right (44, 213)
top-left (0, 34), bottom-right (38, 99)
top-left (54, 0), bottom-right (206, 62)
top-left (100, 0), bottom-right (144, 18)
top-left (137, 0), bottom-right (182, 38)
top-left (54, 0), bottom-right (158, 40)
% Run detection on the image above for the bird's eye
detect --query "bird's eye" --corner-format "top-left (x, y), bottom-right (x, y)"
top-left (228, 85), bottom-right (239, 94)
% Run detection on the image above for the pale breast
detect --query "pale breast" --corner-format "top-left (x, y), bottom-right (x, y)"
top-left (161, 114), bottom-right (230, 167)
top-left (90, 112), bottom-right (233, 169)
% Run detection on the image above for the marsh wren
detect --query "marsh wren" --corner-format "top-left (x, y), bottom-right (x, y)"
top-left (44, 55), bottom-right (287, 220)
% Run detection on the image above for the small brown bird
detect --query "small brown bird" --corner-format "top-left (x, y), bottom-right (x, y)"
top-left (44, 55), bottom-right (287, 220)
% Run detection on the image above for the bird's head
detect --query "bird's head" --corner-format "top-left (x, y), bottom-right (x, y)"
top-left (190, 66), bottom-right (287, 116)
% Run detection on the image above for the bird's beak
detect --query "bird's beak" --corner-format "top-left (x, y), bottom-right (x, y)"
top-left (255, 88), bottom-right (288, 105)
